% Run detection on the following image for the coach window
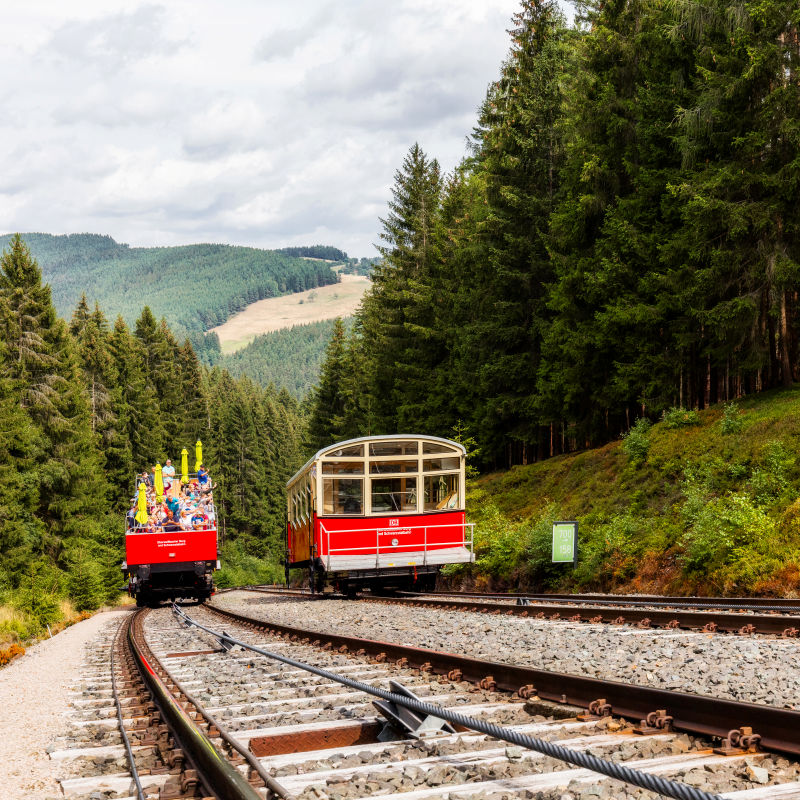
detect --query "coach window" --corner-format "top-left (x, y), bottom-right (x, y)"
top-left (422, 442), bottom-right (459, 454)
top-left (305, 483), bottom-right (314, 519)
top-left (328, 444), bottom-right (364, 457)
top-left (370, 460), bottom-right (417, 474)
top-left (423, 456), bottom-right (461, 472)
top-left (424, 474), bottom-right (460, 511)
top-left (322, 478), bottom-right (363, 515)
top-left (371, 476), bottom-right (417, 513)
top-left (369, 440), bottom-right (419, 457)
top-left (300, 488), bottom-right (308, 523)
top-left (322, 461), bottom-right (364, 475)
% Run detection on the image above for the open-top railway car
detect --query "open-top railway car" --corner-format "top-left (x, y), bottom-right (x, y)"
top-left (286, 435), bottom-right (474, 594)
top-left (122, 456), bottom-right (218, 606)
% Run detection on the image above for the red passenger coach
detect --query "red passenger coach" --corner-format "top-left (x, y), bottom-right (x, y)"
top-left (286, 435), bottom-right (474, 594)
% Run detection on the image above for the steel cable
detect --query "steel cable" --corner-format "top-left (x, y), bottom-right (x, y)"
top-left (173, 605), bottom-right (728, 800)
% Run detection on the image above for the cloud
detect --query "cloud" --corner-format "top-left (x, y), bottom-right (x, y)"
top-left (45, 5), bottom-right (184, 71)
top-left (4, 0), bottom-right (526, 256)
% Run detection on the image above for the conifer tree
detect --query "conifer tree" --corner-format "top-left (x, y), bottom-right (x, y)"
top-left (307, 318), bottom-right (349, 450)
top-left (469, 0), bottom-right (569, 461)
top-left (0, 235), bottom-right (106, 540)
top-left (361, 143), bottom-right (443, 430)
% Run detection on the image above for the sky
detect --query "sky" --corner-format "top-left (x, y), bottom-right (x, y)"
top-left (2, 0), bottom-right (533, 257)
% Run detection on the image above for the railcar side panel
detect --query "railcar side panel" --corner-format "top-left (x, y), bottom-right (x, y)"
top-left (315, 511), bottom-right (465, 558)
top-left (125, 529), bottom-right (218, 567)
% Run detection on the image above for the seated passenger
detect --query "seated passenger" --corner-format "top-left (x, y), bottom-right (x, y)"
top-left (191, 509), bottom-right (208, 529)
top-left (163, 518), bottom-right (182, 532)
top-left (179, 509), bottom-right (195, 530)
top-left (166, 495), bottom-right (181, 521)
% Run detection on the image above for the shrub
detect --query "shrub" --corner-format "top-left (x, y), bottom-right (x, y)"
top-left (13, 561), bottom-right (63, 629)
top-left (622, 418), bottom-right (652, 465)
top-left (720, 401), bottom-right (744, 434)
top-left (749, 440), bottom-right (793, 505)
top-left (681, 492), bottom-right (773, 576)
top-left (0, 643), bottom-right (25, 667)
top-left (574, 513), bottom-right (642, 586)
top-left (661, 407), bottom-right (701, 429)
top-left (215, 541), bottom-right (284, 588)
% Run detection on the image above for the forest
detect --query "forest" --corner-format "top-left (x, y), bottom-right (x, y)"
top-left (0, 235), bottom-right (303, 640)
top-left (309, 0), bottom-right (800, 470)
top-left (217, 319), bottom-right (353, 399)
top-left (0, 233), bottom-right (340, 337)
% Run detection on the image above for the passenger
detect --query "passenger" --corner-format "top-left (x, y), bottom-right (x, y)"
top-left (191, 509), bottom-right (208, 529)
top-left (197, 464), bottom-right (209, 487)
top-left (179, 509), bottom-right (194, 530)
top-left (166, 494), bottom-right (181, 522)
top-left (163, 517), bottom-right (182, 533)
top-left (162, 458), bottom-right (176, 484)
top-left (140, 471), bottom-right (152, 488)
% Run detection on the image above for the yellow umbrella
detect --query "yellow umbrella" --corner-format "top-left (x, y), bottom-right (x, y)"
top-left (181, 448), bottom-right (189, 484)
top-left (194, 440), bottom-right (203, 473)
top-left (154, 463), bottom-right (164, 503)
top-left (134, 482), bottom-right (148, 525)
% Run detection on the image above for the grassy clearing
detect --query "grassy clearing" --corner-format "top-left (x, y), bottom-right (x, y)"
top-left (449, 386), bottom-right (800, 596)
top-left (212, 275), bottom-right (370, 354)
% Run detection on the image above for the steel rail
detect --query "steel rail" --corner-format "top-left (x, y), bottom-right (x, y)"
top-left (203, 599), bottom-right (800, 757)
top-left (147, 629), bottom-right (296, 800)
top-left (404, 589), bottom-right (800, 611)
top-left (363, 594), bottom-right (800, 635)
top-left (240, 585), bottom-right (800, 613)
top-left (127, 609), bottom-right (263, 800)
top-left (178, 605), bottom-right (723, 800)
top-left (111, 614), bottom-right (146, 800)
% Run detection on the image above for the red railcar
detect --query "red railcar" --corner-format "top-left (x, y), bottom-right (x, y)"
top-left (286, 435), bottom-right (474, 594)
top-left (122, 474), bottom-right (218, 606)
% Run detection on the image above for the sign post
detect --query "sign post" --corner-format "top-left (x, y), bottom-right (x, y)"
top-left (552, 521), bottom-right (578, 567)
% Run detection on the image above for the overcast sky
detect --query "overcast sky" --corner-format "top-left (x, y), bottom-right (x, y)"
top-left (1, 1), bottom-right (542, 257)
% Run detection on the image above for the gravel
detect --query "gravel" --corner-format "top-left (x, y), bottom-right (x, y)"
top-left (0, 609), bottom-right (130, 800)
top-left (212, 592), bottom-right (800, 709)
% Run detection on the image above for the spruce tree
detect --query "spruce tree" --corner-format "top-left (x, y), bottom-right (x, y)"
top-left (307, 318), bottom-right (349, 450)
top-left (0, 235), bottom-right (106, 541)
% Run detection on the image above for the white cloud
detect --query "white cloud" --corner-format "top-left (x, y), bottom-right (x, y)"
top-left (1, 0), bottom-right (541, 256)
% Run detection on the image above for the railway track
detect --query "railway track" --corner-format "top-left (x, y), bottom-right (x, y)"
top-left (404, 590), bottom-right (800, 610)
top-left (240, 585), bottom-right (800, 637)
top-left (50, 596), bottom-right (800, 799)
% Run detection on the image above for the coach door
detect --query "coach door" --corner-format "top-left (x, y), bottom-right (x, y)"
top-left (290, 474), bottom-right (314, 563)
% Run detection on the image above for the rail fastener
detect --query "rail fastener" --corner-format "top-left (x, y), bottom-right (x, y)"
top-left (203, 599), bottom-right (800, 758)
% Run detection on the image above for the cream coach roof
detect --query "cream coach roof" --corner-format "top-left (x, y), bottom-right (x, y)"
top-left (286, 434), bottom-right (466, 489)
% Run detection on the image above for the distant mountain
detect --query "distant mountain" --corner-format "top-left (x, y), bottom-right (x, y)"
top-left (0, 233), bottom-right (341, 334)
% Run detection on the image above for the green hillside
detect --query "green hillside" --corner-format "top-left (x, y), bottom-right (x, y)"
top-left (460, 388), bottom-right (800, 597)
top-left (217, 319), bottom-right (352, 399)
top-left (0, 233), bottom-right (340, 334)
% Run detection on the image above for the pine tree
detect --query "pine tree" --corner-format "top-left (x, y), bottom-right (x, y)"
top-left (0, 235), bottom-right (106, 541)
top-left (469, 0), bottom-right (569, 462)
top-left (307, 319), bottom-right (349, 450)
top-left (109, 315), bottom-right (164, 474)
top-left (360, 143), bottom-right (443, 430)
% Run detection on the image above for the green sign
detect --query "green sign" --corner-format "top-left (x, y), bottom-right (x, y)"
top-left (552, 521), bottom-right (577, 564)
